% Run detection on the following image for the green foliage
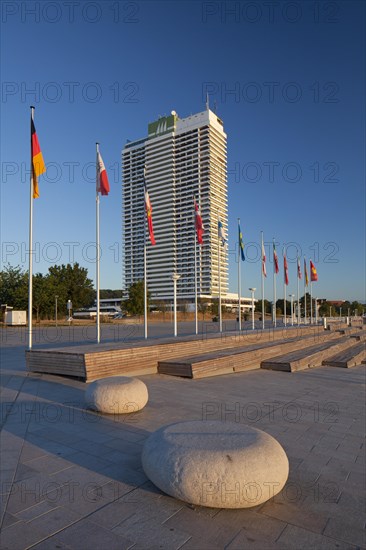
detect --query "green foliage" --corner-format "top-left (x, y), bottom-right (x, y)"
top-left (124, 281), bottom-right (149, 316)
top-left (33, 273), bottom-right (53, 321)
top-left (47, 263), bottom-right (94, 311)
top-left (275, 299), bottom-right (291, 315)
top-left (0, 263), bottom-right (94, 320)
top-left (0, 265), bottom-right (28, 310)
top-left (318, 301), bottom-right (333, 316)
top-left (255, 299), bottom-right (272, 313)
top-left (351, 301), bottom-right (363, 314)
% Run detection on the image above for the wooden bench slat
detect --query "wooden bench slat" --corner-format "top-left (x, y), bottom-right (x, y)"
top-left (261, 335), bottom-right (364, 372)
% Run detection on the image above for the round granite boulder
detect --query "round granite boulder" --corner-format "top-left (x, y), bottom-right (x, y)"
top-left (142, 420), bottom-right (289, 508)
top-left (85, 376), bottom-right (148, 414)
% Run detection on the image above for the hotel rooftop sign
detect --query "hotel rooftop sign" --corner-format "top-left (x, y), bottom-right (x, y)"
top-left (148, 113), bottom-right (178, 137)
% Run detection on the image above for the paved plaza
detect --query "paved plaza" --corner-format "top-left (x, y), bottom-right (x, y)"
top-left (1, 324), bottom-right (365, 549)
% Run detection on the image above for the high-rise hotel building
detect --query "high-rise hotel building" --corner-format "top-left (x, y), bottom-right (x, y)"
top-left (122, 108), bottom-right (228, 302)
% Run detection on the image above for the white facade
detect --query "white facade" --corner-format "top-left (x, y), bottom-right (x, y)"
top-left (122, 108), bottom-right (228, 301)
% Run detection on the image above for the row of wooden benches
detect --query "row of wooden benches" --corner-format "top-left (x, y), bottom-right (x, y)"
top-left (158, 331), bottom-right (365, 378)
top-left (26, 325), bottom-right (365, 381)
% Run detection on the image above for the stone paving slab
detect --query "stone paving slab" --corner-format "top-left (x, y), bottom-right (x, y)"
top-left (0, 327), bottom-right (365, 549)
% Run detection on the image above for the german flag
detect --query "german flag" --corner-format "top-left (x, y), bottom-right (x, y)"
top-left (31, 118), bottom-right (46, 198)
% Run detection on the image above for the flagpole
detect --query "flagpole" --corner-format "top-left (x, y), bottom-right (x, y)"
top-left (283, 247), bottom-right (287, 327)
top-left (297, 258), bottom-right (300, 325)
top-left (261, 231), bottom-right (265, 331)
top-left (144, 170), bottom-right (148, 339)
top-left (218, 216), bottom-right (222, 333)
top-left (304, 258), bottom-right (307, 324)
top-left (217, 216), bottom-right (222, 332)
top-left (95, 143), bottom-right (101, 343)
top-left (194, 210), bottom-right (198, 335)
top-left (310, 280), bottom-right (313, 324)
top-left (28, 107), bottom-right (35, 349)
top-left (238, 218), bottom-right (241, 332)
top-left (273, 239), bottom-right (276, 328)
top-left (315, 297), bottom-right (318, 324)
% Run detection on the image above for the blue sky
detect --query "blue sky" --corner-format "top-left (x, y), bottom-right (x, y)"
top-left (1, 1), bottom-right (365, 301)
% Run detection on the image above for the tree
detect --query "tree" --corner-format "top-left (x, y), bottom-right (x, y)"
top-left (48, 263), bottom-right (94, 312)
top-left (319, 301), bottom-right (333, 317)
top-left (124, 281), bottom-right (150, 316)
top-left (33, 273), bottom-right (53, 321)
top-left (276, 299), bottom-right (291, 315)
top-left (0, 265), bottom-right (28, 311)
top-left (0, 263), bottom-right (95, 321)
top-left (255, 299), bottom-right (272, 314)
top-left (351, 301), bottom-right (363, 315)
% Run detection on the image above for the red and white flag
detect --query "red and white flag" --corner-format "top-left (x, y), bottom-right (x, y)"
top-left (194, 197), bottom-right (204, 244)
top-left (262, 235), bottom-right (267, 277)
top-left (273, 241), bottom-right (279, 274)
top-left (96, 151), bottom-right (110, 196)
top-left (284, 251), bottom-right (289, 286)
top-left (297, 257), bottom-right (302, 279)
top-left (144, 171), bottom-right (156, 245)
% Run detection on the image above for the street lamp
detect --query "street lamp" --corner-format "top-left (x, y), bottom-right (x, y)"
top-left (67, 299), bottom-right (72, 325)
top-left (171, 273), bottom-right (181, 337)
top-left (290, 294), bottom-right (295, 325)
top-left (249, 288), bottom-right (256, 330)
top-left (55, 295), bottom-right (59, 327)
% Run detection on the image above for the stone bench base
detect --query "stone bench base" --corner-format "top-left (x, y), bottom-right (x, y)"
top-left (142, 420), bottom-right (289, 509)
top-left (85, 376), bottom-right (148, 414)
